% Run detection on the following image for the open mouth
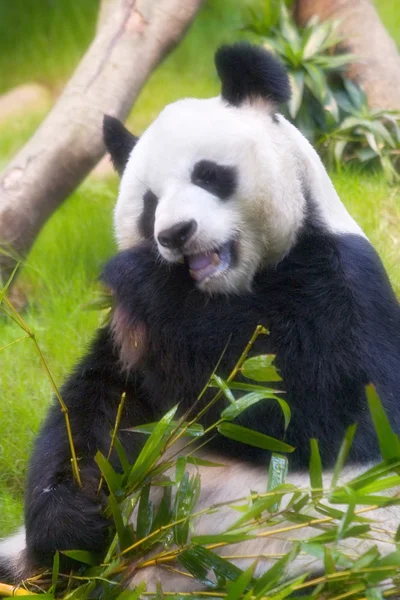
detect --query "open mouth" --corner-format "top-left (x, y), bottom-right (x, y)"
top-left (185, 240), bottom-right (234, 283)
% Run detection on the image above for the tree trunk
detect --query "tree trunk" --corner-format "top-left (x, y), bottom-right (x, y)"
top-left (296, 0), bottom-right (400, 111)
top-left (0, 0), bottom-right (204, 284)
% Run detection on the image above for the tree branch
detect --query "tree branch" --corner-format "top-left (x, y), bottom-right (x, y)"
top-left (0, 0), bottom-right (204, 283)
top-left (296, 0), bottom-right (400, 111)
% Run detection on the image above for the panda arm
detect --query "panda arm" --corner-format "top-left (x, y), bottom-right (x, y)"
top-left (24, 325), bottom-right (143, 566)
top-left (340, 236), bottom-right (400, 428)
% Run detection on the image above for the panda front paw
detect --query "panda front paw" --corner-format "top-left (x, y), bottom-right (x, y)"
top-left (25, 479), bottom-right (109, 567)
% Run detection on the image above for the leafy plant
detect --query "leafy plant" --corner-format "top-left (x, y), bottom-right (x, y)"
top-left (322, 79), bottom-right (400, 182)
top-left (242, 0), bottom-right (294, 35)
top-left (242, 2), bottom-right (400, 181)
top-left (243, 3), bottom-right (354, 140)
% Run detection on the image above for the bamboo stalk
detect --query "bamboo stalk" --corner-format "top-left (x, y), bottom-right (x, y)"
top-left (0, 583), bottom-right (36, 596)
top-left (1, 293), bottom-right (82, 486)
top-left (97, 391), bottom-right (126, 494)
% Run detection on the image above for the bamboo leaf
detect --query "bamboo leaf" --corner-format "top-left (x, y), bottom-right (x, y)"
top-left (212, 374), bottom-right (236, 404)
top-left (241, 355), bottom-right (282, 382)
top-left (337, 486), bottom-right (356, 540)
top-left (366, 384), bottom-right (400, 460)
top-left (136, 484), bottom-right (153, 540)
top-left (109, 492), bottom-right (134, 550)
top-left (366, 590), bottom-right (384, 600)
top-left (127, 405), bottom-right (178, 487)
top-left (116, 583), bottom-right (147, 599)
top-left (51, 550), bottom-right (60, 591)
top-left (95, 451), bottom-right (123, 495)
top-left (330, 423), bottom-right (357, 490)
top-left (226, 562), bottom-right (256, 600)
top-left (210, 381), bottom-right (283, 394)
top-left (152, 484), bottom-right (172, 531)
top-left (229, 484), bottom-right (295, 530)
top-left (62, 550), bottom-right (97, 566)
top-left (218, 422), bottom-right (295, 453)
top-left (126, 420), bottom-right (204, 438)
top-left (179, 545), bottom-right (242, 589)
top-left (193, 532), bottom-right (255, 545)
top-left (309, 439), bottom-right (323, 501)
top-left (114, 437), bottom-right (131, 476)
top-left (268, 453), bottom-right (289, 511)
top-left (352, 546), bottom-right (380, 570)
top-left (186, 456), bottom-right (225, 467)
top-left (175, 456), bottom-right (187, 485)
top-left (174, 471), bottom-right (201, 545)
top-left (253, 545), bottom-right (300, 595)
top-left (221, 392), bottom-right (291, 431)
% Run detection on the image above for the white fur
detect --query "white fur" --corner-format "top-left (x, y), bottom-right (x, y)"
top-left (114, 96), bottom-right (364, 294)
top-left (0, 527), bottom-right (27, 579)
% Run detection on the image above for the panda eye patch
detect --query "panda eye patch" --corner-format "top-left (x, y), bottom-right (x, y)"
top-left (139, 189), bottom-right (158, 239)
top-left (191, 160), bottom-right (237, 200)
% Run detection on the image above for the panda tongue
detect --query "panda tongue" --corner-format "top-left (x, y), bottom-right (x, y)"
top-left (187, 252), bottom-right (215, 271)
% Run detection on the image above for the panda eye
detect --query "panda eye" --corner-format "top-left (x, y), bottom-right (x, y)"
top-left (197, 165), bottom-right (217, 185)
top-left (191, 160), bottom-right (237, 200)
top-left (139, 189), bottom-right (158, 240)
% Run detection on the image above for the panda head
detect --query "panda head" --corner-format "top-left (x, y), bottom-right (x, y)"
top-left (104, 43), bottom-right (362, 295)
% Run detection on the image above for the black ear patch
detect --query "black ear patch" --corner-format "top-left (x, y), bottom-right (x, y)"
top-left (103, 115), bottom-right (138, 175)
top-left (215, 43), bottom-right (291, 107)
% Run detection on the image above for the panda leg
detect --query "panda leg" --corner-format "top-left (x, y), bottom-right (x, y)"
top-left (128, 457), bottom-right (400, 591)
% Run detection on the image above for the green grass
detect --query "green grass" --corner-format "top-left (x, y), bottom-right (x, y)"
top-left (374, 0), bottom-right (400, 47)
top-left (0, 0), bottom-right (399, 537)
top-left (0, 178), bottom-right (118, 534)
top-left (0, 0), bottom-right (99, 95)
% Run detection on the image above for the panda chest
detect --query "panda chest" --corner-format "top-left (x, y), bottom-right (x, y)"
top-left (137, 299), bottom-right (274, 411)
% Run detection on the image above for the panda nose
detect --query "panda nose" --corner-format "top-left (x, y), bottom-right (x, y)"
top-left (157, 220), bottom-right (197, 250)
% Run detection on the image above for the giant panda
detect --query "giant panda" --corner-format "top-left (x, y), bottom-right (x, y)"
top-left (1, 43), bottom-right (400, 591)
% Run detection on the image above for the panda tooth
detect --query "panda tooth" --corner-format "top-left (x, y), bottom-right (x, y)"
top-left (178, 257), bottom-right (184, 264)
top-left (211, 252), bottom-right (220, 266)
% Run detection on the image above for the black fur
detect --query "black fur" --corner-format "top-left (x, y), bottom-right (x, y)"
top-left (139, 190), bottom-right (158, 239)
top-left (103, 115), bottom-right (138, 175)
top-left (191, 160), bottom-right (237, 200)
top-left (215, 43), bottom-right (291, 106)
top-left (14, 220), bottom-right (400, 573)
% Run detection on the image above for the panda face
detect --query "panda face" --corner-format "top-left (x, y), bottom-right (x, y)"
top-left (114, 97), bottom-right (307, 294)
top-left (106, 43), bottom-right (363, 295)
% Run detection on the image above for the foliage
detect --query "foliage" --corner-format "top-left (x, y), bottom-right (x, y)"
top-left (1, 301), bottom-right (400, 599)
top-left (242, 3), bottom-right (354, 140)
top-left (242, 3), bottom-right (400, 181)
top-left (321, 80), bottom-right (400, 183)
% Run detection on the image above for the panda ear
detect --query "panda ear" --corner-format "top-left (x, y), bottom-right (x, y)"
top-left (103, 115), bottom-right (138, 175)
top-left (214, 43), bottom-right (291, 107)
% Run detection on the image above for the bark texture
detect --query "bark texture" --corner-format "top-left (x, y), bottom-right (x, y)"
top-left (296, 0), bottom-right (400, 110)
top-left (0, 0), bottom-right (204, 283)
